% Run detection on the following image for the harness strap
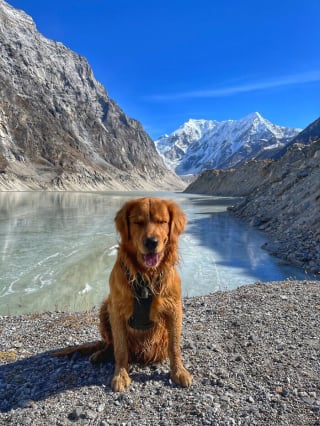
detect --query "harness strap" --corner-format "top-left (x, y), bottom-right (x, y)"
top-left (120, 261), bottom-right (162, 330)
top-left (128, 277), bottom-right (154, 330)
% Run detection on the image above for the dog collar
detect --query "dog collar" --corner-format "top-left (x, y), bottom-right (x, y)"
top-left (120, 260), bottom-right (162, 330)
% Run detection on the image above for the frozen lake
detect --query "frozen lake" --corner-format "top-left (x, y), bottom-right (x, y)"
top-left (0, 191), bottom-right (310, 315)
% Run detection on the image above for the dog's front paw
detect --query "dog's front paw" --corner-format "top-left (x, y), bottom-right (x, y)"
top-left (112, 368), bottom-right (131, 392)
top-left (171, 367), bottom-right (192, 387)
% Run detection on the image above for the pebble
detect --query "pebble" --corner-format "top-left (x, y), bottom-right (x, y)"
top-left (1, 280), bottom-right (320, 425)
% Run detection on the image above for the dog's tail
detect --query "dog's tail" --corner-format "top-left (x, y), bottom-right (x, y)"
top-left (51, 340), bottom-right (113, 362)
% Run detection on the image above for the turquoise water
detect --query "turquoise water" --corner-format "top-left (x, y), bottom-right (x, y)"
top-left (0, 191), bottom-right (311, 315)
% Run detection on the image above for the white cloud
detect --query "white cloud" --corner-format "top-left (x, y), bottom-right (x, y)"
top-left (148, 70), bottom-right (320, 101)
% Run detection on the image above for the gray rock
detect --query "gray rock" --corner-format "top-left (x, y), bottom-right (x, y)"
top-left (1, 280), bottom-right (320, 425)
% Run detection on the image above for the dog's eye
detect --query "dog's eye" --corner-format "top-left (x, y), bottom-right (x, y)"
top-left (133, 221), bottom-right (144, 226)
top-left (158, 220), bottom-right (168, 225)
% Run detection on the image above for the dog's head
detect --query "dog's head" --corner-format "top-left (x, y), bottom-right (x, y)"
top-left (115, 197), bottom-right (186, 269)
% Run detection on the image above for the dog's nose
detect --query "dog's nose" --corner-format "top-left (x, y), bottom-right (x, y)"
top-left (144, 237), bottom-right (158, 252)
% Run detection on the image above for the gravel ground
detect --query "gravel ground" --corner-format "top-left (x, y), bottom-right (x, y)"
top-left (1, 280), bottom-right (319, 425)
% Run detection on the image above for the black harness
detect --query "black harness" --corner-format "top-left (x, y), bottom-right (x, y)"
top-left (121, 261), bottom-right (162, 330)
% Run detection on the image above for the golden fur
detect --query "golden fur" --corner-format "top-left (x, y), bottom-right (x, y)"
top-left (53, 197), bottom-right (192, 392)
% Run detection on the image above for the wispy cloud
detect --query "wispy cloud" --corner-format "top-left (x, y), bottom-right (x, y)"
top-left (147, 71), bottom-right (320, 101)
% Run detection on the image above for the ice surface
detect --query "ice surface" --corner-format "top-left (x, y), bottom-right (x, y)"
top-left (0, 191), bottom-right (311, 315)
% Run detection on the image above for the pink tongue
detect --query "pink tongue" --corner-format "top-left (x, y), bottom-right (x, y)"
top-left (143, 253), bottom-right (160, 267)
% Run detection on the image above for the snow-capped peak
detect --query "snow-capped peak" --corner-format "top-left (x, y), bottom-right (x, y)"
top-left (244, 111), bottom-right (263, 121)
top-left (154, 113), bottom-right (301, 175)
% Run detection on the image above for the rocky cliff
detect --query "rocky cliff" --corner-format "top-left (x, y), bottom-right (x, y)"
top-left (0, 0), bottom-right (183, 191)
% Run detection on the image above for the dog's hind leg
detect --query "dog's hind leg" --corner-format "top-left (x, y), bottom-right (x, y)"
top-left (51, 340), bottom-right (106, 358)
top-left (89, 297), bottom-right (115, 364)
top-left (89, 344), bottom-right (114, 363)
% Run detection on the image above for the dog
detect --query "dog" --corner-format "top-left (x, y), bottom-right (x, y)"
top-left (53, 197), bottom-right (192, 392)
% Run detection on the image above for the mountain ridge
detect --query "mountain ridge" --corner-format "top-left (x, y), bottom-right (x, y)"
top-left (155, 112), bottom-right (301, 175)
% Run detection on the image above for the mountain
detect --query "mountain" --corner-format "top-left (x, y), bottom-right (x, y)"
top-left (155, 112), bottom-right (301, 175)
top-left (276, 116), bottom-right (320, 156)
top-left (0, 0), bottom-right (182, 191)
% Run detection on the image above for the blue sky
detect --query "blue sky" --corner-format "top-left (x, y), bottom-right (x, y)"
top-left (8, 0), bottom-right (320, 138)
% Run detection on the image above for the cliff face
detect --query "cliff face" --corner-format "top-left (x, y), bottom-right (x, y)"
top-left (0, 0), bottom-right (183, 191)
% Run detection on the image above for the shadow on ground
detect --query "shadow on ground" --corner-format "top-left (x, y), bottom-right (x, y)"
top-left (0, 350), bottom-right (169, 412)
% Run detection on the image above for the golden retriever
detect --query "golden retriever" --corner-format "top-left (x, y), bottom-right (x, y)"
top-left (53, 197), bottom-right (192, 392)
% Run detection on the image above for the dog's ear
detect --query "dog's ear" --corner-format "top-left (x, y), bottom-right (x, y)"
top-left (114, 201), bottom-right (132, 241)
top-left (167, 200), bottom-right (187, 242)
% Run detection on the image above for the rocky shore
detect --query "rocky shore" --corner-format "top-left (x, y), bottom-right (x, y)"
top-left (1, 280), bottom-right (319, 425)
top-left (186, 139), bottom-right (320, 275)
